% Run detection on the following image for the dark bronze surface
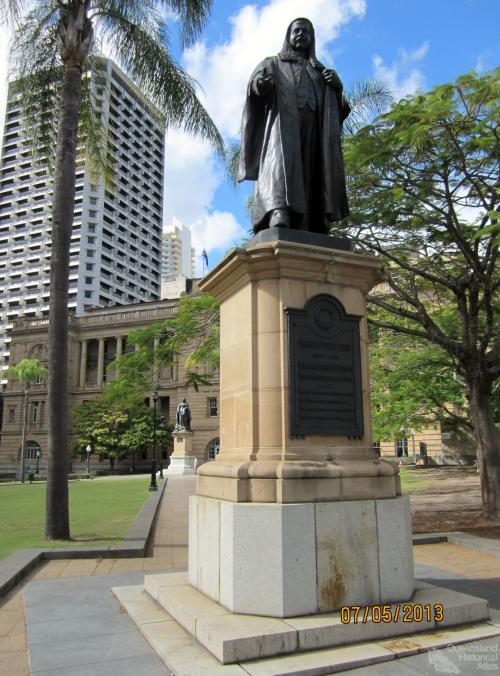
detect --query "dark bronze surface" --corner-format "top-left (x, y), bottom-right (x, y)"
top-left (244, 227), bottom-right (353, 251)
top-left (287, 294), bottom-right (364, 437)
top-left (239, 18), bottom-right (350, 234)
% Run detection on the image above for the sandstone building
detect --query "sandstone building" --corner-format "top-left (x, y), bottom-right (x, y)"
top-left (0, 299), bottom-right (220, 475)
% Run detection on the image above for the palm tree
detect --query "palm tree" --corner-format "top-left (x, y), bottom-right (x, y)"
top-left (1, 0), bottom-right (223, 540)
top-left (6, 358), bottom-right (47, 483)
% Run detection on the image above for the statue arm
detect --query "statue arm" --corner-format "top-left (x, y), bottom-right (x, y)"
top-left (250, 58), bottom-right (275, 97)
top-left (322, 68), bottom-right (343, 91)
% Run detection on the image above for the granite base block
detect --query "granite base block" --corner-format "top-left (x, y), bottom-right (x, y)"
top-left (189, 495), bottom-right (415, 617)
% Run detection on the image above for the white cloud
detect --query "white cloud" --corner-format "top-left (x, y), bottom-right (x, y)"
top-left (372, 41), bottom-right (429, 100)
top-left (190, 210), bottom-right (243, 276)
top-left (475, 49), bottom-right (493, 73)
top-left (185, 0), bottom-right (366, 139)
top-left (162, 129), bottom-right (247, 268)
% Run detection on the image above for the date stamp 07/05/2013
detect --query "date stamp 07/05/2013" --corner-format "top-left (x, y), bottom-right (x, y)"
top-left (340, 603), bottom-right (444, 625)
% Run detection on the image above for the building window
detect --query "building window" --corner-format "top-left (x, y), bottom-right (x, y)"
top-left (84, 290), bottom-right (92, 298)
top-left (207, 438), bottom-right (220, 460)
top-left (8, 408), bottom-right (15, 423)
top-left (31, 401), bottom-right (41, 424)
top-left (25, 441), bottom-right (42, 460)
top-left (208, 397), bottom-right (218, 417)
top-left (85, 277), bottom-right (93, 285)
top-left (86, 263), bottom-right (94, 271)
top-left (395, 438), bottom-right (408, 458)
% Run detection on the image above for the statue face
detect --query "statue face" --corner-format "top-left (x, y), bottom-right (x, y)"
top-left (290, 21), bottom-right (311, 51)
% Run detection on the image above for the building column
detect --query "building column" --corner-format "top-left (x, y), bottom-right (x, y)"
top-left (97, 338), bottom-right (105, 388)
top-left (79, 340), bottom-right (88, 388)
top-left (116, 335), bottom-right (123, 359)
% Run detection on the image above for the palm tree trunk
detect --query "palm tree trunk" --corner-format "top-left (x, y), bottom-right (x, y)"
top-left (45, 65), bottom-right (83, 540)
top-left (19, 387), bottom-right (29, 483)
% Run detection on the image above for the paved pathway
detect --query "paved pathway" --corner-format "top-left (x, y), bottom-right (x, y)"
top-left (1, 476), bottom-right (500, 675)
top-left (0, 475), bottom-right (193, 675)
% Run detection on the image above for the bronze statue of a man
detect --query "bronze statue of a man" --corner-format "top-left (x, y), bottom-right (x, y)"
top-left (238, 18), bottom-right (350, 234)
top-left (175, 398), bottom-right (191, 431)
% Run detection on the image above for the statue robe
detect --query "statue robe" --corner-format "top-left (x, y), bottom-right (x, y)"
top-left (238, 54), bottom-right (350, 233)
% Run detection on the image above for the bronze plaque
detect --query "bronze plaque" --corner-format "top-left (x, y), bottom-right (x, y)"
top-left (286, 294), bottom-right (364, 437)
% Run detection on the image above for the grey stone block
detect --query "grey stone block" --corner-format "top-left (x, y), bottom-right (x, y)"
top-left (31, 654), bottom-right (169, 676)
top-left (27, 611), bottom-right (134, 645)
top-left (29, 629), bottom-right (153, 671)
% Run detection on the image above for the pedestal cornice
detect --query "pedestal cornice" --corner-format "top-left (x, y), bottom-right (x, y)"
top-left (199, 240), bottom-right (386, 303)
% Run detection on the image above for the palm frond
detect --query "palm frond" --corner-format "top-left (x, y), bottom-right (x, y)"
top-left (343, 78), bottom-right (394, 135)
top-left (11, 1), bottom-right (62, 170)
top-left (78, 54), bottom-right (115, 185)
top-left (162, 0), bottom-right (213, 48)
top-left (96, 6), bottom-right (224, 157)
top-left (225, 141), bottom-right (240, 185)
top-left (0, 0), bottom-right (30, 27)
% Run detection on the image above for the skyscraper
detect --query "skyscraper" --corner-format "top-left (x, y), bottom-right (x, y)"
top-left (0, 57), bottom-right (164, 378)
top-left (160, 222), bottom-right (195, 298)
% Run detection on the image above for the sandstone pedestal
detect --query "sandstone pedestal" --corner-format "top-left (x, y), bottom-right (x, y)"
top-left (187, 232), bottom-right (414, 615)
top-left (166, 430), bottom-right (197, 475)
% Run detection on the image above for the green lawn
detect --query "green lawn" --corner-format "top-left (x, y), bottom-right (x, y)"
top-left (0, 477), bottom-right (152, 560)
top-left (399, 468), bottom-right (435, 493)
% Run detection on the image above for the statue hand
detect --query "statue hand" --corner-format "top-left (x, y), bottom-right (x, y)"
top-left (255, 68), bottom-right (273, 96)
top-left (323, 68), bottom-right (342, 90)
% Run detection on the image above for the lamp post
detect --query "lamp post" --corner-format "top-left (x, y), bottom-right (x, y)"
top-left (150, 387), bottom-right (159, 491)
top-left (410, 430), bottom-right (416, 465)
top-left (35, 449), bottom-right (41, 475)
top-left (158, 416), bottom-right (165, 479)
top-left (86, 444), bottom-right (92, 476)
top-left (399, 426), bottom-right (406, 458)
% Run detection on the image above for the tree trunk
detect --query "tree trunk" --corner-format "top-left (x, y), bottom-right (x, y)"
top-left (19, 388), bottom-right (29, 483)
top-left (45, 65), bottom-right (83, 540)
top-left (469, 377), bottom-right (500, 518)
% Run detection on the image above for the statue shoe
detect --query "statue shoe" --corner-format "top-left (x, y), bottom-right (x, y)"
top-left (269, 208), bottom-right (290, 228)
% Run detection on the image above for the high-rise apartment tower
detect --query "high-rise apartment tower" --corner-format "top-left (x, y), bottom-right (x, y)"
top-left (0, 57), bottom-right (165, 377)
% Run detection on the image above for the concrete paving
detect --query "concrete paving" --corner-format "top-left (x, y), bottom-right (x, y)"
top-left (1, 475), bottom-right (500, 674)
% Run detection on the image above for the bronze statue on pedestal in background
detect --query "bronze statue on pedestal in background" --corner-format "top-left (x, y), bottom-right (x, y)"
top-left (175, 398), bottom-right (191, 431)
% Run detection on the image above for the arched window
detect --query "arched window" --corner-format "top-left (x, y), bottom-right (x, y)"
top-left (29, 344), bottom-right (46, 360)
top-left (31, 401), bottom-right (41, 423)
top-left (25, 440), bottom-right (42, 459)
top-left (207, 438), bottom-right (220, 460)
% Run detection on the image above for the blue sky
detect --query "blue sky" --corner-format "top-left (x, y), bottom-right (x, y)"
top-left (0, 0), bottom-right (498, 276)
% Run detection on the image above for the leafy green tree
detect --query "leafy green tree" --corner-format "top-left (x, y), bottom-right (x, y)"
top-left (106, 293), bottom-right (220, 401)
top-left (119, 406), bottom-right (172, 470)
top-left (72, 399), bottom-right (171, 470)
top-left (336, 69), bottom-right (499, 516)
top-left (369, 321), bottom-right (471, 442)
top-left (72, 398), bottom-right (128, 470)
top-left (1, 0), bottom-right (222, 539)
top-left (7, 359), bottom-right (47, 482)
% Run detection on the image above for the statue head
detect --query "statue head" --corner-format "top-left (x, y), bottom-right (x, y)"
top-left (280, 17), bottom-right (318, 61)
